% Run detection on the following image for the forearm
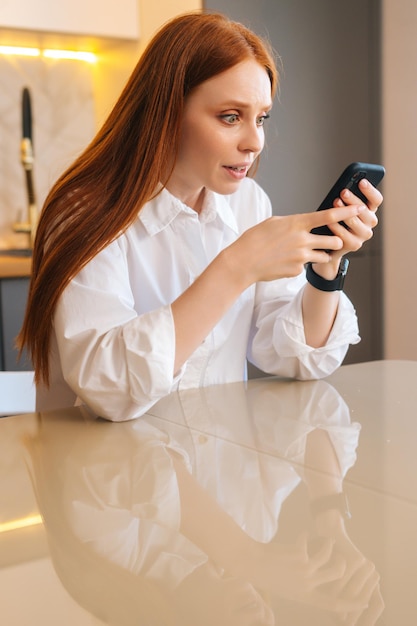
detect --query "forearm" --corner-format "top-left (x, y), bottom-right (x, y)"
top-left (171, 247), bottom-right (248, 373)
top-left (301, 256), bottom-right (342, 348)
top-left (304, 428), bottom-right (343, 498)
top-left (171, 454), bottom-right (257, 571)
top-left (302, 284), bottom-right (339, 348)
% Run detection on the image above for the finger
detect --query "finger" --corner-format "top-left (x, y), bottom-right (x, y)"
top-left (344, 179), bottom-right (383, 211)
top-left (359, 586), bottom-right (385, 624)
top-left (342, 565), bottom-right (379, 602)
top-left (332, 560), bottom-right (378, 601)
top-left (311, 584), bottom-right (367, 615)
top-left (353, 214), bottom-right (378, 234)
top-left (333, 210), bottom-right (378, 234)
top-left (308, 205), bottom-right (367, 230)
top-left (309, 237), bottom-right (344, 257)
top-left (358, 178), bottom-right (384, 204)
top-left (331, 213), bottom-right (377, 246)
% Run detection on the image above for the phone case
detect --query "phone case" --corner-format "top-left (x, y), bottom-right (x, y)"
top-left (311, 162), bottom-right (385, 237)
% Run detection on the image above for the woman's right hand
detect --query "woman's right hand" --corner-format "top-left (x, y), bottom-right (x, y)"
top-left (225, 203), bottom-right (367, 287)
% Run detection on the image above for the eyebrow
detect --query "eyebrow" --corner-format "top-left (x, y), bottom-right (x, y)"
top-left (218, 100), bottom-right (273, 111)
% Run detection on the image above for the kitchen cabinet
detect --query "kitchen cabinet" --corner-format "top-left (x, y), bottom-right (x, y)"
top-left (0, 0), bottom-right (139, 40)
top-left (0, 277), bottom-right (31, 371)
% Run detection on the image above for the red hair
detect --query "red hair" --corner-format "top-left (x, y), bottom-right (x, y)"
top-left (18, 11), bottom-right (279, 384)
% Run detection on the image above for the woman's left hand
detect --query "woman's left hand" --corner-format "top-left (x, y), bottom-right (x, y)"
top-left (328, 178), bottom-right (382, 261)
top-left (303, 178), bottom-right (383, 348)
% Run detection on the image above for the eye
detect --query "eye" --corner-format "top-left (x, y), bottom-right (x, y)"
top-left (219, 113), bottom-right (240, 125)
top-left (256, 113), bottom-right (270, 127)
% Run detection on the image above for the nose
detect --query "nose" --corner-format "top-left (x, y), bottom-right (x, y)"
top-left (239, 122), bottom-right (264, 155)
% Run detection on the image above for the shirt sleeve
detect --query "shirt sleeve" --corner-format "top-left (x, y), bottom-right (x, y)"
top-left (54, 242), bottom-right (183, 422)
top-left (247, 272), bottom-right (361, 380)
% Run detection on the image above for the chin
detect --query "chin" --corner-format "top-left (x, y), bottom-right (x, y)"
top-left (211, 180), bottom-right (243, 196)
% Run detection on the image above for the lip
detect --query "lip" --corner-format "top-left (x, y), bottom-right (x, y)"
top-left (223, 163), bottom-right (252, 180)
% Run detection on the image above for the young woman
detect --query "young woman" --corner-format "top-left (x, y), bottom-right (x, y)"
top-left (18, 12), bottom-right (382, 421)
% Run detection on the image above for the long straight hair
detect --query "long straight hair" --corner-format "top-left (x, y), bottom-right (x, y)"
top-left (18, 11), bottom-right (279, 385)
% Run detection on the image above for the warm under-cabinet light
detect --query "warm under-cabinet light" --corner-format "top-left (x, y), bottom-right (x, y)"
top-left (43, 49), bottom-right (97, 63)
top-left (0, 514), bottom-right (43, 534)
top-left (0, 45), bottom-right (40, 57)
top-left (0, 45), bottom-right (97, 63)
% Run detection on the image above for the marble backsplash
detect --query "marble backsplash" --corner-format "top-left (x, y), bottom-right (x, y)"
top-left (0, 55), bottom-right (95, 248)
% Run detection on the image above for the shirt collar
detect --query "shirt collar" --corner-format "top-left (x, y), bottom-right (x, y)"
top-left (139, 187), bottom-right (239, 236)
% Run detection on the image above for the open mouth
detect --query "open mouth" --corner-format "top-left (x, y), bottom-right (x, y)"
top-left (223, 164), bottom-right (251, 178)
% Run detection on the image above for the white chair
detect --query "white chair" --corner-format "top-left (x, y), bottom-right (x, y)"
top-left (0, 371), bottom-right (36, 416)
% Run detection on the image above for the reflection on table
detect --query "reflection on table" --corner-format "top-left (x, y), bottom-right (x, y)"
top-left (21, 375), bottom-right (386, 625)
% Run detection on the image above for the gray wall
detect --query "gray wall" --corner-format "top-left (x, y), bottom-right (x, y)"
top-left (205, 0), bottom-right (383, 364)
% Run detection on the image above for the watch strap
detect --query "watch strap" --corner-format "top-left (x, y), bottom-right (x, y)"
top-left (306, 257), bottom-right (349, 292)
top-left (310, 492), bottom-right (351, 520)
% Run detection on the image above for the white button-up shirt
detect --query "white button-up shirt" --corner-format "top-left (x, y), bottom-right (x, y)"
top-left (38, 178), bottom-right (360, 420)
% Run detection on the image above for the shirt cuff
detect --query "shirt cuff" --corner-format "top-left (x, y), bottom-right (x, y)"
top-left (272, 288), bottom-right (360, 358)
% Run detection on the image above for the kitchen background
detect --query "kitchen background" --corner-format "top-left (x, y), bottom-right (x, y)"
top-left (0, 0), bottom-right (416, 364)
top-left (0, 56), bottom-right (95, 247)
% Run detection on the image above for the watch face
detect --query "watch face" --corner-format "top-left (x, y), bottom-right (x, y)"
top-left (339, 257), bottom-right (349, 277)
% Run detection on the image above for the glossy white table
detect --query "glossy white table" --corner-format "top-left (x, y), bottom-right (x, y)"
top-left (1, 360), bottom-right (416, 625)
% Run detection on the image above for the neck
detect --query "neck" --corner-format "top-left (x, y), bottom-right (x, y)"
top-left (165, 183), bottom-right (206, 214)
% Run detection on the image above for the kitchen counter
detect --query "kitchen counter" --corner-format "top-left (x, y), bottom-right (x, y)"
top-left (1, 359), bottom-right (417, 625)
top-left (0, 254), bottom-right (31, 278)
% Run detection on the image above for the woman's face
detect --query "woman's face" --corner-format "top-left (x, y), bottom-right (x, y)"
top-left (167, 59), bottom-right (272, 211)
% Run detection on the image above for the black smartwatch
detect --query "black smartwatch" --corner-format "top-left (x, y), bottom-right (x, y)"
top-left (306, 257), bottom-right (349, 292)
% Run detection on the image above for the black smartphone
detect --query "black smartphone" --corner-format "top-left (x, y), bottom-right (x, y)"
top-left (311, 162), bottom-right (385, 236)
